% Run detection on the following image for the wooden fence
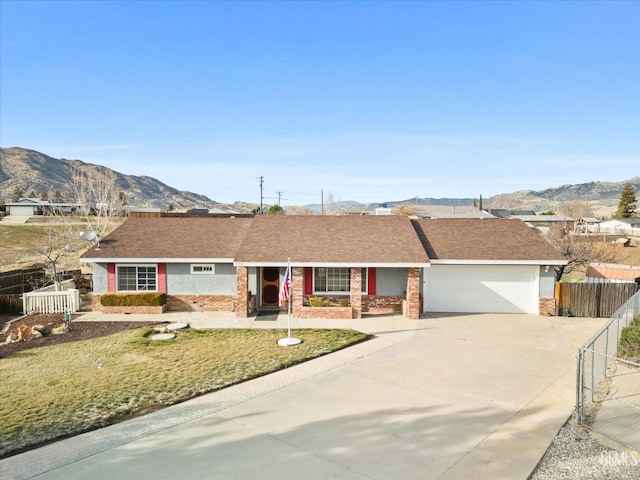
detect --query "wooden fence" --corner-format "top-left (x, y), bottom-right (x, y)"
top-left (555, 282), bottom-right (638, 318)
top-left (0, 294), bottom-right (23, 315)
top-left (0, 268), bottom-right (45, 295)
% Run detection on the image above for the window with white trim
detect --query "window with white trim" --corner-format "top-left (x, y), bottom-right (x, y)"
top-left (191, 264), bottom-right (215, 274)
top-left (313, 268), bottom-right (368, 293)
top-left (117, 265), bottom-right (157, 291)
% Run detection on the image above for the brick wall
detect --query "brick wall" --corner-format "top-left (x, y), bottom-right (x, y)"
top-left (362, 296), bottom-right (403, 314)
top-left (539, 297), bottom-right (556, 316)
top-left (296, 306), bottom-right (354, 319)
top-left (235, 266), bottom-right (248, 317)
top-left (102, 305), bottom-right (165, 314)
top-left (91, 294), bottom-right (236, 313)
top-left (166, 295), bottom-right (236, 312)
top-left (405, 267), bottom-right (421, 319)
top-left (350, 267), bottom-right (362, 319)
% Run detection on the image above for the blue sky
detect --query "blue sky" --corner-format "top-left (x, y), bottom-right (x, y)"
top-left (1, 1), bottom-right (638, 206)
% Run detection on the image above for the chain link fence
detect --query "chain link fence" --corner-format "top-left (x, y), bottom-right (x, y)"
top-left (576, 290), bottom-right (640, 451)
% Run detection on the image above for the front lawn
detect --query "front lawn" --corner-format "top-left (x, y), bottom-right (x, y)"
top-left (0, 326), bottom-right (369, 457)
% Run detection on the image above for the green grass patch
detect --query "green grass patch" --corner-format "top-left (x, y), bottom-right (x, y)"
top-left (0, 327), bottom-right (369, 457)
top-left (619, 315), bottom-right (640, 363)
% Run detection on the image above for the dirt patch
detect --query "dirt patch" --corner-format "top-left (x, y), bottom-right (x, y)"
top-left (0, 314), bottom-right (157, 358)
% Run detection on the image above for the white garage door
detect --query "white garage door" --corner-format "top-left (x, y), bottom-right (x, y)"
top-left (424, 265), bottom-right (539, 314)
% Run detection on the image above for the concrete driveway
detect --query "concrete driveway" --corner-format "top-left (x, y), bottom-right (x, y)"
top-left (1, 313), bottom-right (605, 480)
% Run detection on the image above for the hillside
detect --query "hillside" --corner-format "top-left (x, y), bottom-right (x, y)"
top-left (0, 147), bottom-right (223, 210)
top-left (486, 178), bottom-right (640, 217)
top-left (1, 147), bottom-right (637, 217)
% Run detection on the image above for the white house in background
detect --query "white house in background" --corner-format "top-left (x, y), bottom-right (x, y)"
top-left (598, 218), bottom-right (640, 236)
top-left (586, 263), bottom-right (640, 285)
top-left (5, 198), bottom-right (51, 216)
top-left (5, 198), bottom-right (80, 216)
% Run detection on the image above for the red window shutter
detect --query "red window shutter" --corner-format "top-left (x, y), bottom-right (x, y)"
top-left (304, 267), bottom-right (313, 295)
top-left (367, 268), bottom-right (377, 296)
top-left (107, 263), bottom-right (116, 292)
top-left (157, 263), bottom-right (167, 292)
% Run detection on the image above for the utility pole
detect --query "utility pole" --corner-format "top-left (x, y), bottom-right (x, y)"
top-left (276, 191), bottom-right (283, 206)
top-left (258, 176), bottom-right (264, 214)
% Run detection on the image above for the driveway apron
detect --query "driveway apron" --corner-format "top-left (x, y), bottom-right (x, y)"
top-left (1, 313), bottom-right (605, 480)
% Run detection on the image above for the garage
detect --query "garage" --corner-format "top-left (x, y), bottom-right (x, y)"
top-left (423, 264), bottom-right (539, 314)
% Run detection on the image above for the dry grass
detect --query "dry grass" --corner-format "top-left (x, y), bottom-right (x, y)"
top-left (0, 326), bottom-right (369, 457)
top-left (0, 217), bottom-right (125, 271)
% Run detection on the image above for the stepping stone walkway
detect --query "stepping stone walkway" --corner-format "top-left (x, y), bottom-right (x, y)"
top-left (151, 333), bottom-right (176, 341)
top-left (166, 322), bottom-right (189, 331)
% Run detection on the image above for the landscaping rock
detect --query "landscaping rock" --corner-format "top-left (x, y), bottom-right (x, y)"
top-left (17, 325), bottom-right (31, 342)
top-left (5, 332), bottom-right (17, 344)
top-left (151, 333), bottom-right (176, 341)
top-left (32, 324), bottom-right (51, 336)
top-left (166, 322), bottom-right (189, 331)
top-left (52, 324), bottom-right (69, 335)
top-left (30, 330), bottom-right (43, 340)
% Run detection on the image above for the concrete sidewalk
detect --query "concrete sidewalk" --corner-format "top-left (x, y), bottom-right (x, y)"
top-left (1, 313), bottom-right (606, 480)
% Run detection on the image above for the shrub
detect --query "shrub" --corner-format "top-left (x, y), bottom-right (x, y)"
top-left (618, 316), bottom-right (640, 362)
top-left (100, 292), bottom-right (167, 307)
top-left (308, 296), bottom-right (334, 307)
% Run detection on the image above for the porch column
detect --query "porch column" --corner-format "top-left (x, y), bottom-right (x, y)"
top-left (291, 266), bottom-right (304, 317)
top-left (236, 266), bottom-right (248, 317)
top-left (406, 267), bottom-right (421, 320)
top-left (350, 267), bottom-right (362, 319)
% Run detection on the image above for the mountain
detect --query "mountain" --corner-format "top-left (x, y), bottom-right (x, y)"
top-left (0, 147), bottom-right (225, 210)
top-left (1, 147), bottom-right (637, 217)
top-left (486, 179), bottom-right (640, 217)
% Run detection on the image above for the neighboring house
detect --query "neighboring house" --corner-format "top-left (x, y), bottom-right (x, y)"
top-left (509, 214), bottom-right (575, 232)
top-left (598, 218), bottom-right (640, 236)
top-left (80, 215), bottom-right (566, 318)
top-left (412, 205), bottom-right (495, 219)
top-left (487, 209), bottom-right (536, 219)
top-left (5, 198), bottom-right (79, 216)
top-left (5, 198), bottom-right (50, 216)
top-left (575, 217), bottom-right (602, 234)
top-left (586, 263), bottom-right (640, 285)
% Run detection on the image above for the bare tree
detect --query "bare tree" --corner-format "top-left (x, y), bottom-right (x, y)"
top-left (36, 220), bottom-right (78, 289)
top-left (73, 167), bottom-right (126, 242)
top-left (392, 203), bottom-right (416, 217)
top-left (544, 225), bottom-right (619, 281)
top-left (557, 200), bottom-right (594, 220)
top-left (33, 167), bottom-right (126, 290)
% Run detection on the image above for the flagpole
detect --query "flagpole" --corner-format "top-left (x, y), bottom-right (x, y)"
top-left (278, 258), bottom-right (301, 346)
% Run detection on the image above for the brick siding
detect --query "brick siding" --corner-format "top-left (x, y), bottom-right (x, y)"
top-left (538, 297), bottom-right (556, 316)
top-left (405, 267), bottom-right (421, 319)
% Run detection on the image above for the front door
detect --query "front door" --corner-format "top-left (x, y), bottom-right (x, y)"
top-left (261, 267), bottom-right (280, 307)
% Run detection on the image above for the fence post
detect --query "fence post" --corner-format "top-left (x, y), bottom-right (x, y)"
top-left (575, 348), bottom-right (582, 424)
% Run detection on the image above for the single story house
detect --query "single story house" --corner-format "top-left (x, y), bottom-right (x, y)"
top-left (412, 205), bottom-right (495, 219)
top-left (598, 218), bottom-right (640, 236)
top-left (5, 198), bottom-right (80, 216)
top-left (586, 263), bottom-right (640, 285)
top-left (80, 215), bottom-right (567, 318)
top-left (509, 214), bottom-right (575, 232)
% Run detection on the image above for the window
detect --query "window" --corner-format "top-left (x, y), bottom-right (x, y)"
top-left (117, 265), bottom-right (157, 291)
top-left (313, 267), bottom-right (368, 293)
top-left (191, 264), bottom-right (215, 274)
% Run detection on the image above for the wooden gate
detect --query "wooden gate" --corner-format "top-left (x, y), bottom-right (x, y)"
top-left (555, 282), bottom-right (638, 317)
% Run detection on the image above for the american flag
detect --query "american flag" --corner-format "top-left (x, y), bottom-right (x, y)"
top-left (278, 262), bottom-right (291, 306)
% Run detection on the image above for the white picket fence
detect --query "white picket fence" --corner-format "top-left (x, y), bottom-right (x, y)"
top-left (23, 289), bottom-right (80, 314)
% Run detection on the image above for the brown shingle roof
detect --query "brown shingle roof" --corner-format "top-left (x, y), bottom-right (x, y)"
top-left (81, 217), bottom-right (253, 260)
top-left (234, 215), bottom-right (430, 266)
top-left (412, 218), bottom-right (567, 262)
